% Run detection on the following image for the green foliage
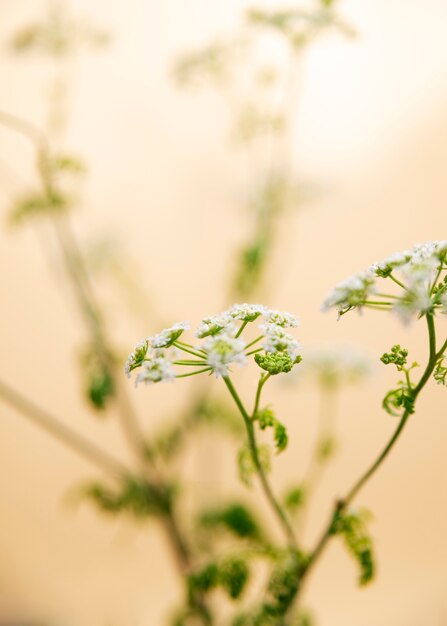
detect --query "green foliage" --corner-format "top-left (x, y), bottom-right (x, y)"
top-left (246, 4), bottom-right (347, 49)
top-left (232, 550), bottom-right (309, 624)
top-left (256, 407), bottom-right (288, 453)
top-left (199, 503), bottom-right (263, 541)
top-left (81, 347), bottom-right (114, 411)
top-left (255, 352), bottom-right (301, 375)
top-left (9, 151), bottom-right (85, 225)
top-left (238, 446), bottom-right (256, 487)
top-left (84, 476), bottom-right (174, 518)
top-left (317, 435), bottom-right (336, 461)
top-left (380, 345), bottom-right (408, 370)
top-left (234, 177), bottom-right (287, 296)
top-left (433, 356), bottom-right (447, 385)
top-left (330, 508), bottom-right (375, 586)
top-left (10, 5), bottom-right (109, 58)
top-left (173, 41), bottom-right (239, 88)
top-left (10, 189), bottom-right (69, 224)
top-left (283, 486), bottom-right (306, 513)
top-left (292, 610), bottom-right (314, 626)
top-left (189, 557), bottom-right (249, 600)
top-left (382, 384), bottom-right (415, 417)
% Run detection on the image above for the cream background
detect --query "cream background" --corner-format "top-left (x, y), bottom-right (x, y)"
top-left (1, 0), bottom-right (447, 624)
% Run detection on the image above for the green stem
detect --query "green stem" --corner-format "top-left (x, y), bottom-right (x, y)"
top-left (173, 360), bottom-right (207, 366)
top-left (174, 342), bottom-right (207, 360)
top-left (176, 368), bottom-right (213, 378)
top-left (245, 335), bottom-right (264, 350)
top-left (388, 273), bottom-right (408, 291)
top-left (223, 376), bottom-right (296, 547)
top-left (0, 377), bottom-right (129, 477)
top-left (236, 320), bottom-right (249, 338)
top-left (295, 313), bottom-right (439, 603)
top-left (252, 374), bottom-right (271, 418)
top-left (246, 348), bottom-right (264, 356)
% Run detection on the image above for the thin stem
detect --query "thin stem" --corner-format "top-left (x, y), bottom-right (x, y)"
top-left (0, 377), bottom-right (129, 477)
top-left (246, 348), bottom-right (264, 356)
top-left (173, 342), bottom-right (208, 360)
top-left (173, 360), bottom-right (207, 366)
top-left (176, 368), bottom-right (213, 378)
top-left (244, 335), bottom-right (263, 350)
top-left (295, 313), bottom-right (440, 604)
top-left (388, 273), bottom-right (408, 291)
top-left (176, 340), bottom-right (207, 355)
top-left (235, 320), bottom-right (249, 338)
top-left (223, 376), bottom-right (297, 548)
top-left (0, 109), bottom-right (211, 621)
top-left (252, 374), bottom-right (271, 418)
top-left (297, 385), bottom-right (337, 538)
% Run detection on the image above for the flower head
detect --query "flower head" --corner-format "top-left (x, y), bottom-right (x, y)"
top-left (260, 323), bottom-right (302, 361)
top-left (263, 308), bottom-right (299, 328)
top-left (124, 339), bottom-right (149, 377)
top-left (203, 331), bottom-right (246, 377)
top-left (323, 241), bottom-right (447, 322)
top-left (196, 313), bottom-right (233, 338)
top-left (126, 304), bottom-right (302, 385)
top-left (135, 353), bottom-right (175, 386)
top-left (228, 303), bottom-right (266, 322)
top-left (150, 321), bottom-right (189, 348)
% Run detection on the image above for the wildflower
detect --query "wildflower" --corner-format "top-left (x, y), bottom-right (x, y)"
top-left (323, 241), bottom-right (447, 322)
top-left (203, 332), bottom-right (247, 377)
top-left (124, 339), bottom-right (149, 377)
top-left (135, 354), bottom-right (175, 386)
top-left (150, 321), bottom-right (189, 348)
top-left (263, 308), bottom-right (299, 328)
top-left (322, 270), bottom-right (376, 316)
top-left (196, 313), bottom-right (233, 338)
top-left (260, 323), bottom-right (302, 361)
top-left (228, 303), bottom-right (266, 322)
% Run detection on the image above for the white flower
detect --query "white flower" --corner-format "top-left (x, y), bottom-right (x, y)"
top-left (124, 339), bottom-right (149, 377)
top-left (324, 241), bottom-right (447, 321)
top-left (196, 313), bottom-right (233, 338)
top-left (203, 332), bottom-right (246, 377)
top-left (322, 270), bottom-right (376, 314)
top-left (260, 323), bottom-right (302, 361)
top-left (135, 354), bottom-right (175, 386)
top-left (263, 308), bottom-right (299, 328)
top-left (393, 282), bottom-right (434, 324)
top-left (228, 303), bottom-right (266, 322)
top-left (150, 321), bottom-right (189, 348)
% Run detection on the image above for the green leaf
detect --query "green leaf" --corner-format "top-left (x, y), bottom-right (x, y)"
top-left (256, 407), bottom-right (288, 453)
top-left (283, 486), bottom-right (306, 513)
top-left (330, 508), bottom-right (375, 586)
top-left (189, 557), bottom-right (249, 600)
top-left (84, 477), bottom-right (173, 518)
top-left (199, 503), bottom-right (263, 541)
top-left (81, 347), bottom-right (115, 411)
top-left (238, 446), bottom-right (256, 487)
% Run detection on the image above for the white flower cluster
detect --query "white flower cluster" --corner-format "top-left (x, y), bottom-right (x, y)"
top-left (125, 303), bottom-right (302, 384)
top-left (323, 241), bottom-right (447, 322)
top-left (125, 322), bottom-right (189, 386)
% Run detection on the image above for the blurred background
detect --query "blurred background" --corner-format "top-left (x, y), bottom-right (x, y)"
top-left (1, 0), bottom-right (447, 624)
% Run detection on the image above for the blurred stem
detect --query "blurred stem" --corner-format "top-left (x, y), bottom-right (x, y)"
top-left (297, 384), bottom-right (338, 539)
top-left (223, 376), bottom-right (297, 548)
top-left (0, 110), bottom-right (212, 621)
top-left (292, 313), bottom-right (440, 608)
top-left (0, 376), bottom-right (128, 477)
